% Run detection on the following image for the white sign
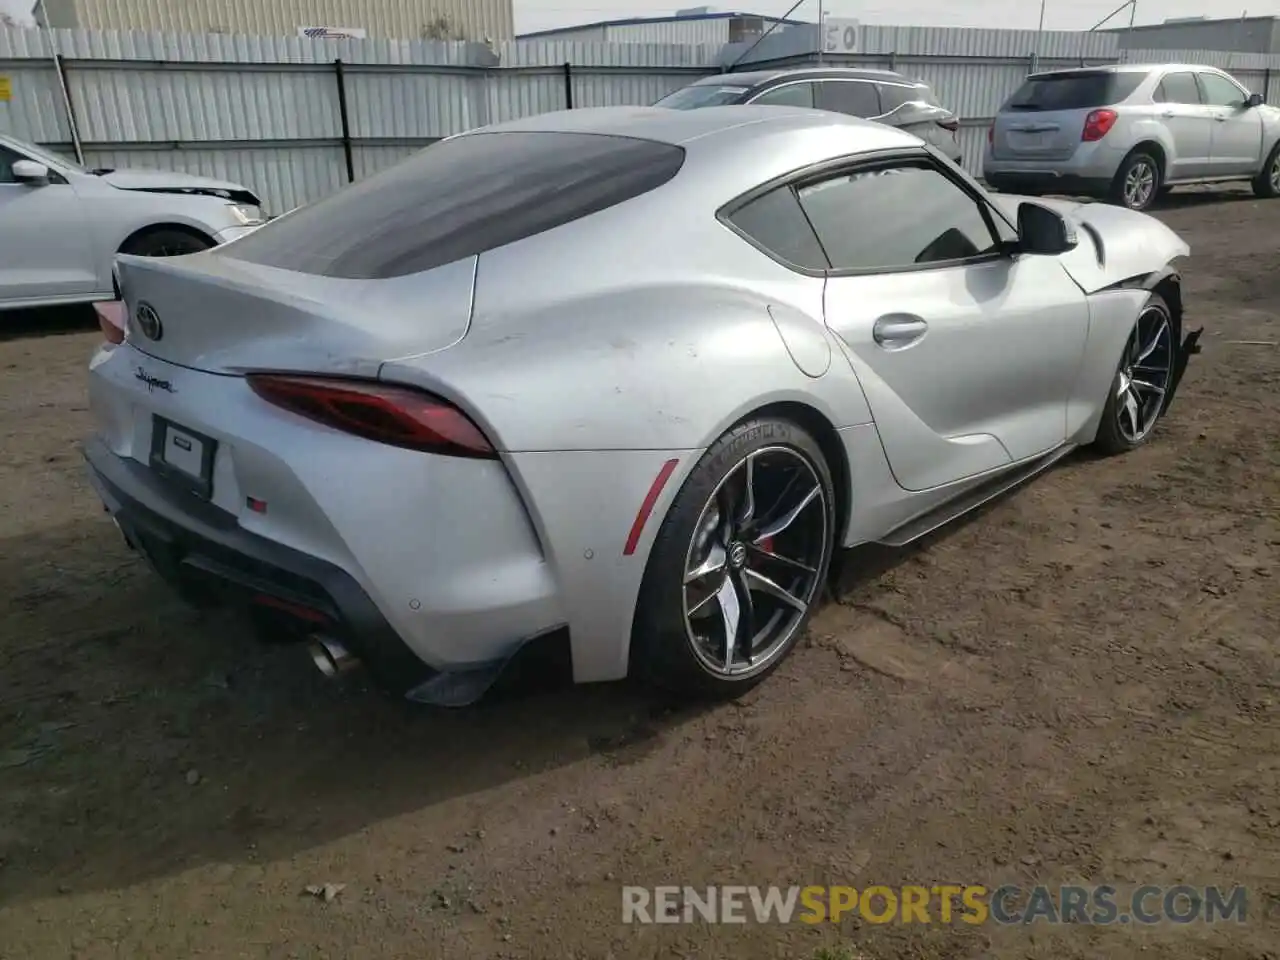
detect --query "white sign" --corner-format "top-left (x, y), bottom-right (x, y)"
top-left (821, 17), bottom-right (860, 54)
top-left (298, 26), bottom-right (367, 39)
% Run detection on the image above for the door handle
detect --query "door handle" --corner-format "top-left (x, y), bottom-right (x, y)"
top-left (1161, 110), bottom-right (1175, 118)
top-left (1214, 115), bottom-right (1228, 122)
top-left (872, 314), bottom-right (928, 349)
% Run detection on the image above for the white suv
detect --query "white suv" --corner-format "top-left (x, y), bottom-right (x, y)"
top-left (982, 63), bottom-right (1280, 210)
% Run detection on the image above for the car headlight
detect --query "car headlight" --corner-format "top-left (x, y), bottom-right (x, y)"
top-left (227, 202), bottom-right (265, 225)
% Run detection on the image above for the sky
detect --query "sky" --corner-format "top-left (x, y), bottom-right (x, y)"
top-left (2, 0), bottom-right (1278, 34)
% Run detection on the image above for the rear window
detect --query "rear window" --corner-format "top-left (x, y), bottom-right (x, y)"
top-left (1003, 71), bottom-right (1145, 112)
top-left (653, 84), bottom-right (749, 109)
top-left (221, 132), bottom-right (685, 279)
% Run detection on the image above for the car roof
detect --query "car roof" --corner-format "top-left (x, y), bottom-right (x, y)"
top-left (689, 66), bottom-right (921, 88)
top-left (464, 104), bottom-right (922, 151)
top-left (1027, 62), bottom-right (1228, 79)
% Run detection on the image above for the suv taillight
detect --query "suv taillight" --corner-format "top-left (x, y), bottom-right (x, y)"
top-left (987, 125), bottom-right (994, 144)
top-left (246, 374), bottom-right (497, 459)
top-left (936, 117), bottom-right (960, 132)
top-left (1082, 109), bottom-right (1118, 142)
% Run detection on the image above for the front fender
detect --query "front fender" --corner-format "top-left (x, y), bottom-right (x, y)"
top-left (1047, 200), bottom-right (1190, 294)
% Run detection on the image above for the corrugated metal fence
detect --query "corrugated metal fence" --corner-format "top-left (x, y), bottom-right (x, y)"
top-left (4, 24), bottom-right (1280, 214)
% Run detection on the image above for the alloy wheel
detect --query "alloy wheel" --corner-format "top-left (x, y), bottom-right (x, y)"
top-left (1115, 302), bottom-right (1174, 444)
top-left (1123, 159), bottom-right (1156, 209)
top-left (1270, 155), bottom-right (1280, 193)
top-left (681, 446), bottom-right (830, 679)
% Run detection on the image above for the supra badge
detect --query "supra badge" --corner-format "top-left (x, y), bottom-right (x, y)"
top-left (135, 367), bottom-right (174, 393)
top-left (134, 301), bottom-right (163, 341)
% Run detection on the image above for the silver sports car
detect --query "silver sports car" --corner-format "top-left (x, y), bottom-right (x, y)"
top-left (83, 105), bottom-right (1201, 706)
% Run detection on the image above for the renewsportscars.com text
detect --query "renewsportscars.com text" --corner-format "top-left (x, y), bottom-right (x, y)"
top-left (621, 884), bottom-right (1249, 925)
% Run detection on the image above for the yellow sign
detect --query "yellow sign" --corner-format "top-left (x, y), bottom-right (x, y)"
top-left (0, 76), bottom-right (10, 101)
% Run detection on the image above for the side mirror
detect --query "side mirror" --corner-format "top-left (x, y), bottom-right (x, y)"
top-left (1016, 201), bottom-right (1078, 256)
top-left (1248, 92), bottom-right (1265, 108)
top-left (11, 160), bottom-right (50, 184)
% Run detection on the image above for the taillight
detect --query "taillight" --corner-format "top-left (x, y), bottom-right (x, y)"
top-left (936, 117), bottom-right (960, 132)
top-left (95, 300), bottom-right (126, 345)
top-left (987, 125), bottom-right (994, 144)
top-left (245, 374), bottom-right (496, 459)
top-left (1082, 109), bottom-right (1118, 142)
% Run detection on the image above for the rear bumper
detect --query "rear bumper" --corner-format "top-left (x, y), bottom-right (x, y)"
top-left (982, 143), bottom-right (1125, 197)
top-left (83, 436), bottom-right (436, 695)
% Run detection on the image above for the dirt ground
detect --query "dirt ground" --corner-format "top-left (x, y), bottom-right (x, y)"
top-left (1, 188), bottom-right (1278, 960)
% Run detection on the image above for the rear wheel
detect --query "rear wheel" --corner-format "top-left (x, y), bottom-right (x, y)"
top-left (1251, 142), bottom-right (1280, 199)
top-left (120, 228), bottom-right (213, 258)
top-left (1110, 151), bottom-right (1161, 211)
top-left (630, 417), bottom-right (834, 700)
top-left (1093, 293), bottom-right (1177, 456)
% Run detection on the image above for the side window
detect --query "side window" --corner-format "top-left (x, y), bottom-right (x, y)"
top-left (724, 186), bottom-right (828, 271)
top-left (750, 82), bottom-right (815, 108)
top-left (796, 163), bottom-right (999, 272)
top-left (0, 146), bottom-right (22, 184)
top-left (1155, 72), bottom-right (1201, 105)
top-left (1198, 73), bottom-right (1246, 108)
top-left (816, 80), bottom-right (881, 118)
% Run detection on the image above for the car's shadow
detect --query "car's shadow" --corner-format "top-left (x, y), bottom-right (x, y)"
top-left (1152, 187), bottom-right (1260, 210)
top-left (0, 304), bottom-right (97, 342)
top-left (0, 442), bottom-right (1083, 906)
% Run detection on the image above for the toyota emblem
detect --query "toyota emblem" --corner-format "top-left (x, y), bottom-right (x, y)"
top-left (135, 302), bottom-right (163, 341)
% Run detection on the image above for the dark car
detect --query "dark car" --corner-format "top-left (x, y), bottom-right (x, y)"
top-left (653, 67), bottom-right (965, 167)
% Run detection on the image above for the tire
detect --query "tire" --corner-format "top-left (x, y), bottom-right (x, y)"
top-left (1093, 292), bottom-right (1178, 456)
top-left (630, 416), bottom-right (835, 700)
top-left (1109, 151), bottom-right (1162, 211)
top-left (120, 228), bottom-right (212, 258)
top-left (1251, 142), bottom-right (1280, 199)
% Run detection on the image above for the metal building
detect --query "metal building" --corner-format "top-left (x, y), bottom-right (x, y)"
top-left (517, 8), bottom-right (807, 47)
top-left (1105, 15), bottom-right (1280, 55)
top-left (32, 0), bottom-right (514, 41)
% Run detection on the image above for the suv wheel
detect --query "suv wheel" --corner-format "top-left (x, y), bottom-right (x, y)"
top-left (1252, 142), bottom-right (1280, 199)
top-left (1111, 151), bottom-right (1161, 211)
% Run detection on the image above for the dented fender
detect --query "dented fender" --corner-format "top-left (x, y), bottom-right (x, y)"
top-left (993, 194), bottom-right (1190, 294)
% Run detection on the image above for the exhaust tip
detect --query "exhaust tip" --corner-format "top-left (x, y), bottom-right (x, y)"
top-left (308, 634), bottom-right (358, 678)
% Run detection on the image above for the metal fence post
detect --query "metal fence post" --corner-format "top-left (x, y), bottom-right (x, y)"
top-left (563, 61), bottom-right (573, 108)
top-left (50, 52), bottom-right (84, 165)
top-left (334, 58), bottom-right (355, 183)
top-left (1266, 67), bottom-right (1273, 104)
top-left (888, 50), bottom-right (897, 71)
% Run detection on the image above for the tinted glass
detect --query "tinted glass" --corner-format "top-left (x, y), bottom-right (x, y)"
top-left (1003, 71), bottom-right (1145, 111)
top-left (817, 80), bottom-right (881, 118)
top-left (0, 146), bottom-right (20, 184)
top-left (222, 132), bottom-right (685, 279)
top-left (1198, 73), bottom-right (1246, 107)
top-left (654, 83), bottom-right (749, 109)
top-left (751, 82), bottom-right (815, 108)
top-left (726, 186), bottom-right (828, 271)
top-left (796, 165), bottom-right (998, 272)
top-left (1155, 72), bottom-right (1201, 105)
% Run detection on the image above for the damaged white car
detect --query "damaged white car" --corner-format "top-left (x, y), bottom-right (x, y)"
top-left (0, 132), bottom-right (265, 311)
